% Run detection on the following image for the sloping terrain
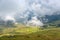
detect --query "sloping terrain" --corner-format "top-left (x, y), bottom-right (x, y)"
top-left (0, 28), bottom-right (60, 40)
top-left (0, 21), bottom-right (60, 40)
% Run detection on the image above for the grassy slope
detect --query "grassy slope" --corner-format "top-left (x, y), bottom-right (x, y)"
top-left (0, 20), bottom-right (60, 40)
top-left (0, 28), bottom-right (60, 40)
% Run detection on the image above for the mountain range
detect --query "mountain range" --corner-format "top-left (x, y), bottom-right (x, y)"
top-left (14, 10), bottom-right (60, 26)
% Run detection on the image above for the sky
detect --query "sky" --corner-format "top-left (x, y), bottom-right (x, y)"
top-left (0, 0), bottom-right (27, 16)
top-left (0, 0), bottom-right (60, 17)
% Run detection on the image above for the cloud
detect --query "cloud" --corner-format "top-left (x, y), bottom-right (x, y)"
top-left (27, 16), bottom-right (44, 26)
top-left (27, 0), bottom-right (60, 16)
top-left (0, 0), bottom-right (60, 25)
top-left (0, 0), bottom-right (60, 17)
top-left (0, 0), bottom-right (27, 16)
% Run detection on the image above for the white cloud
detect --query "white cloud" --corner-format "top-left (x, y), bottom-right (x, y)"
top-left (31, 2), bottom-right (52, 15)
top-left (0, 0), bottom-right (27, 16)
top-left (0, 0), bottom-right (60, 25)
top-left (27, 16), bottom-right (43, 26)
top-left (27, 0), bottom-right (60, 16)
top-left (0, 0), bottom-right (60, 17)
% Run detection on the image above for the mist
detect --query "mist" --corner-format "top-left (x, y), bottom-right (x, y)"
top-left (0, 0), bottom-right (60, 26)
top-left (0, 0), bottom-right (60, 16)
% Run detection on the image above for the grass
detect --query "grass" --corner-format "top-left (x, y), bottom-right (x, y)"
top-left (0, 27), bottom-right (60, 40)
top-left (15, 27), bottom-right (40, 34)
top-left (0, 24), bottom-right (60, 40)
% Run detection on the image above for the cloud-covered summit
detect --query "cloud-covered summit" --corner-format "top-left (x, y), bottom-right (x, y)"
top-left (0, 0), bottom-right (60, 26)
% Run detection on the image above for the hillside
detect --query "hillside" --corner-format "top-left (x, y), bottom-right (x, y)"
top-left (0, 21), bottom-right (59, 40)
top-left (0, 27), bottom-right (60, 40)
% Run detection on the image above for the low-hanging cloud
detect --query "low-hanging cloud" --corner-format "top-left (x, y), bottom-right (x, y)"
top-left (0, 0), bottom-right (60, 17)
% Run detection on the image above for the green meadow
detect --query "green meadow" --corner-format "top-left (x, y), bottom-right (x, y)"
top-left (0, 24), bottom-right (60, 40)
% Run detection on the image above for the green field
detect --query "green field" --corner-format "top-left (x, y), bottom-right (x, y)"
top-left (0, 23), bottom-right (60, 40)
top-left (0, 26), bottom-right (60, 40)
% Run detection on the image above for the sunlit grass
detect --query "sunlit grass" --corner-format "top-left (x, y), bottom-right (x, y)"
top-left (0, 24), bottom-right (60, 40)
top-left (0, 27), bottom-right (60, 40)
top-left (15, 27), bottom-right (40, 34)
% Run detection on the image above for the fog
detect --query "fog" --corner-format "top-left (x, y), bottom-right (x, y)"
top-left (0, 0), bottom-right (60, 26)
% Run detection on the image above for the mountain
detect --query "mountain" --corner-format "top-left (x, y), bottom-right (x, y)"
top-left (0, 10), bottom-right (58, 27)
top-left (14, 10), bottom-right (60, 26)
top-left (13, 0), bottom-right (60, 26)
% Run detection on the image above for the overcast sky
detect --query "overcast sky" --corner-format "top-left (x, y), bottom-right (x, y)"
top-left (0, 0), bottom-right (60, 17)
